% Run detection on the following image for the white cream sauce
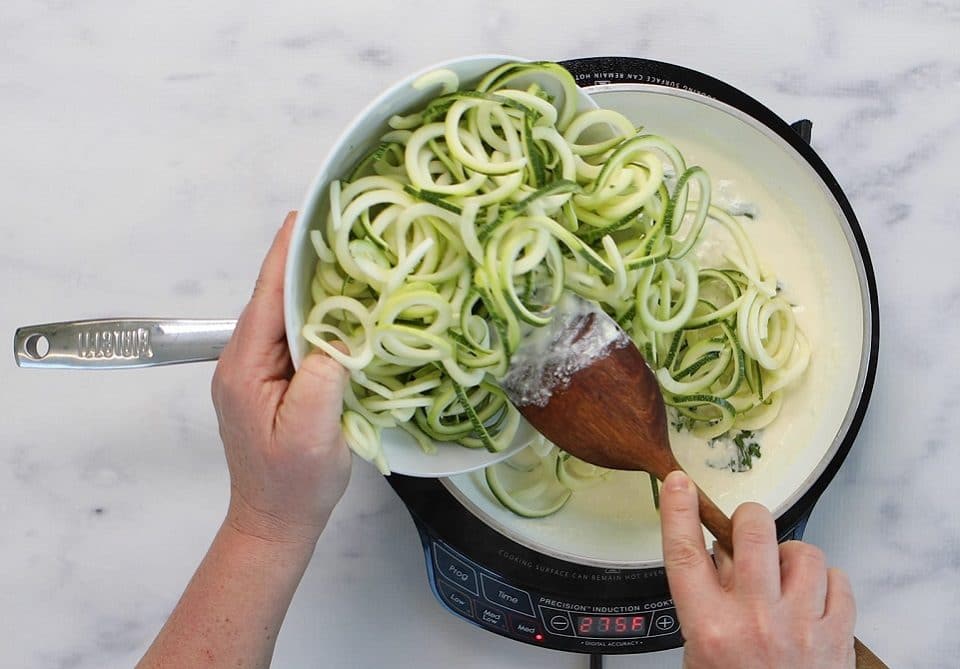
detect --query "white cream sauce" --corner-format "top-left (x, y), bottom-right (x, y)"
top-left (670, 142), bottom-right (833, 509)
top-left (443, 91), bottom-right (865, 567)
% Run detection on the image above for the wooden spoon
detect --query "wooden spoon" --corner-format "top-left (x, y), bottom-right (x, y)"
top-left (499, 294), bottom-right (886, 669)
top-left (499, 294), bottom-right (733, 549)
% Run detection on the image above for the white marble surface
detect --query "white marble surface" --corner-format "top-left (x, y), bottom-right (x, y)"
top-left (3, 1), bottom-right (958, 667)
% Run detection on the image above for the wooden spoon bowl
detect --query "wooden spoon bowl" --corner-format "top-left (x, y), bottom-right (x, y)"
top-left (502, 300), bottom-right (733, 552)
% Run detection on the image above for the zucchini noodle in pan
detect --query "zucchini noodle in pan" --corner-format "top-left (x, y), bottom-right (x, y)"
top-left (302, 62), bottom-right (809, 515)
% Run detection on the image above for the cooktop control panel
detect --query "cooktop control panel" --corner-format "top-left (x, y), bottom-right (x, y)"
top-left (425, 540), bottom-right (683, 654)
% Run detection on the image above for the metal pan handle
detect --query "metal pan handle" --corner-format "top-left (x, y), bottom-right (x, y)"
top-left (13, 319), bottom-right (237, 369)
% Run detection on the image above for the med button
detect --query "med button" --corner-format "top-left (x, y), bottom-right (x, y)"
top-left (434, 543), bottom-right (479, 595)
top-left (437, 582), bottom-right (474, 619)
top-left (480, 574), bottom-right (535, 617)
top-left (509, 616), bottom-right (540, 639)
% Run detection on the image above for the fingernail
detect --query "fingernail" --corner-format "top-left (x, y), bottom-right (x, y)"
top-left (664, 470), bottom-right (691, 493)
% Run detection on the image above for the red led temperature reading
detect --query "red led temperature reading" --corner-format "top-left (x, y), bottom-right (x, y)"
top-left (575, 615), bottom-right (647, 637)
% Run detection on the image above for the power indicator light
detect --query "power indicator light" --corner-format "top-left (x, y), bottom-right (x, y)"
top-left (534, 633), bottom-right (544, 641)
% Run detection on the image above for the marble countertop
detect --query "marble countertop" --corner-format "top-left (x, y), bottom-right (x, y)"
top-left (3, 2), bottom-right (958, 667)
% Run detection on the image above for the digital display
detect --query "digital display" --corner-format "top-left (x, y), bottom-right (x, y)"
top-left (575, 614), bottom-right (647, 637)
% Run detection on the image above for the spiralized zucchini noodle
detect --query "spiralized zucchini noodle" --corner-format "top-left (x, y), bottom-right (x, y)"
top-left (304, 61), bottom-right (809, 515)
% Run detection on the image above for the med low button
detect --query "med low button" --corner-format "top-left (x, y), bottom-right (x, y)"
top-left (477, 605), bottom-right (508, 631)
top-left (434, 543), bottom-right (479, 596)
top-left (480, 574), bottom-right (535, 617)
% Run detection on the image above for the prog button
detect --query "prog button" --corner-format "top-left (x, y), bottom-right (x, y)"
top-left (433, 543), bottom-right (479, 596)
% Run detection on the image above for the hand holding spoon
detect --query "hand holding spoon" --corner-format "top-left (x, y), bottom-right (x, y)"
top-left (499, 294), bottom-right (886, 669)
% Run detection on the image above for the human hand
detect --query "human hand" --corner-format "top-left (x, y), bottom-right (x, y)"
top-left (212, 211), bottom-right (351, 547)
top-left (660, 471), bottom-right (856, 669)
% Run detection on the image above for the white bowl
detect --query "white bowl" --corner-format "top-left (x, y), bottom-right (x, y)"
top-left (285, 55), bottom-right (548, 477)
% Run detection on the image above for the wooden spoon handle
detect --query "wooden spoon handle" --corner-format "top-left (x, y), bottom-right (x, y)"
top-left (693, 484), bottom-right (734, 554)
top-left (854, 637), bottom-right (888, 668)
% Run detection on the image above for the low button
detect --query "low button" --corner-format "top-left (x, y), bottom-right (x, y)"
top-left (478, 605), bottom-right (508, 631)
top-left (433, 543), bottom-right (479, 596)
top-left (480, 574), bottom-right (535, 617)
top-left (437, 582), bottom-right (474, 619)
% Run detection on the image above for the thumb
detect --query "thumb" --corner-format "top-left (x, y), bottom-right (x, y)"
top-left (277, 350), bottom-right (350, 451)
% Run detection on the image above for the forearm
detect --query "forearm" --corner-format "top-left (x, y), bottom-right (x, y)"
top-left (137, 519), bottom-right (316, 669)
